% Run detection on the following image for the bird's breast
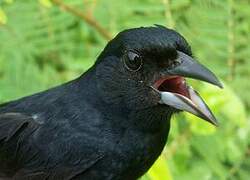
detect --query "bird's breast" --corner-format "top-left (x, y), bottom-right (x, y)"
top-left (106, 123), bottom-right (170, 179)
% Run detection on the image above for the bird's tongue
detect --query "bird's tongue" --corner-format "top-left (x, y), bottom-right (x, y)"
top-left (154, 76), bottom-right (218, 125)
top-left (156, 77), bottom-right (190, 98)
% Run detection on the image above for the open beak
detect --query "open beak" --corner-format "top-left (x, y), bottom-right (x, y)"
top-left (152, 51), bottom-right (223, 126)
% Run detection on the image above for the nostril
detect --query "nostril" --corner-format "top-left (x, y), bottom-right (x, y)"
top-left (158, 60), bottom-right (173, 68)
top-left (158, 59), bottom-right (181, 69)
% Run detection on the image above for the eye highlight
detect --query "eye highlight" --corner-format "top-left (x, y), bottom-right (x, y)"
top-left (123, 51), bottom-right (143, 72)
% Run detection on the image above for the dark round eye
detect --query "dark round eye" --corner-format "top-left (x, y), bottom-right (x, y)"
top-left (124, 51), bottom-right (142, 71)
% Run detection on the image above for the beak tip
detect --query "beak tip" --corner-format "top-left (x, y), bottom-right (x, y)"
top-left (216, 80), bottom-right (224, 89)
top-left (206, 116), bottom-right (219, 127)
top-left (211, 120), bottom-right (219, 127)
top-left (208, 76), bottom-right (223, 89)
top-left (208, 73), bottom-right (223, 89)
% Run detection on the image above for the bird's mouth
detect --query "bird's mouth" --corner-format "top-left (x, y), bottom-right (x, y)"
top-left (154, 76), bottom-right (190, 98)
top-left (151, 51), bottom-right (223, 126)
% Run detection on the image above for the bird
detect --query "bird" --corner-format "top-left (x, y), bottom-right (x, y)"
top-left (0, 25), bottom-right (222, 180)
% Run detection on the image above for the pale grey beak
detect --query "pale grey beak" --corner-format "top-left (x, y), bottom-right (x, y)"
top-left (159, 86), bottom-right (218, 125)
top-left (154, 51), bottom-right (223, 126)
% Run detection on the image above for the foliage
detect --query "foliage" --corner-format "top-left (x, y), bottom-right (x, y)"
top-left (0, 0), bottom-right (249, 179)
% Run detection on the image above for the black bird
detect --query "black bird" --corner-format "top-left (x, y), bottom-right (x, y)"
top-left (0, 26), bottom-right (222, 180)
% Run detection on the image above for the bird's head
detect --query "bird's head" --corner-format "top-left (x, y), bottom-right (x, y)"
top-left (95, 25), bottom-right (222, 126)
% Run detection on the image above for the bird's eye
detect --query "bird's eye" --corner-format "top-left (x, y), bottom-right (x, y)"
top-left (124, 51), bottom-right (142, 72)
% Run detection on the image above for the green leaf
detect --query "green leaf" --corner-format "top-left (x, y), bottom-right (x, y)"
top-left (39, 0), bottom-right (52, 8)
top-left (185, 81), bottom-right (247, 135)
top-left (0, 8), bottom-right (7, 24)
top-left (146, 155), bottom-right (173, 180)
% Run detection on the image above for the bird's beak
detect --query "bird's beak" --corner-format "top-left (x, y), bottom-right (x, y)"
top-left (152, 51), bottom-right (223, 126)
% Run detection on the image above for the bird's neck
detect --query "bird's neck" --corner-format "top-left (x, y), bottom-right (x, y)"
top-left (78, 67), bottom-right (172, 133)
top-left (77, 67), bottom-right (103, 102)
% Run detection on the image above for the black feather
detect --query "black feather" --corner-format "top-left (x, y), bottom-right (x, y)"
top-left (0, 26), bottom-right (193, 179)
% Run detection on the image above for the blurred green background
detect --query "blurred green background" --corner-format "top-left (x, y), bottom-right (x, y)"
top-left (0, 0), bottom-right (249, 179)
